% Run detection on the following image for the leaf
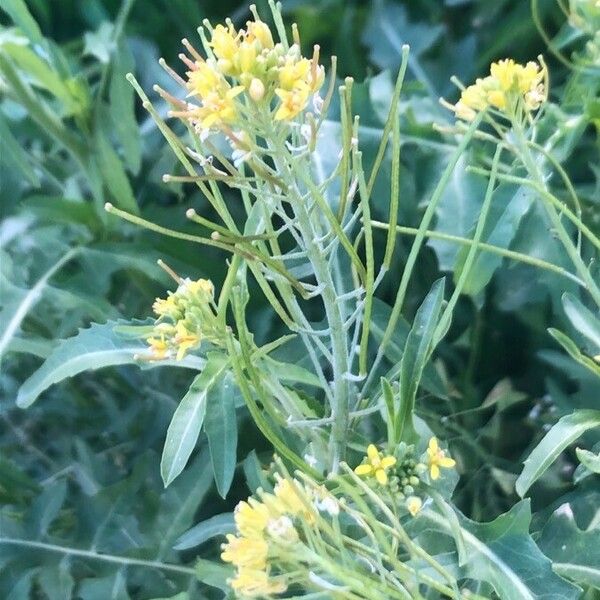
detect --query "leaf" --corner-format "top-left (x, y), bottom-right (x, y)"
top-left (396, 278), bottom-right (445, 443)
top-left (95, 130), bottom-right (138, 214)
top-left (109, 44), bottom-right (141, 174)
top-left (0, 247), bottom-right (78, 358)
top-left (538, 504), bottom-right (600, 589)
top-left (0, 113), bottom-right (40, 186)
top-left (160, 354), bottom-right (229, 487)
top-left (195, 558), bottom-right (234, 592)
top-left (16, 321), bottom-right (205, 408)
top-left (204, 373), bottom-right (239, 498)
top-left (548, 328), bottom-right (600, 377)
top-left (516, 410), bottom-right (600, 497)
top-left (423, 501), bottom-right (581, 600)
top-left (575, 447), bottom-right (600, 475)
top-left (0, 0), bottom-right (43, 44)
top-left (370, 298), bottom-right (447, 398)
top-left (562, 293), bottom-right (600, 351)
top-left (173, 512), bottom-right (235, 550)
top-left (362, 0), bottom-right (443, 98)
top-left (455, 183), bottom-right (534, 296)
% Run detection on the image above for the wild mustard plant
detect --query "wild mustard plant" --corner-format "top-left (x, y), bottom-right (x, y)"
top-left (98, 2), bottom-right (599, 598)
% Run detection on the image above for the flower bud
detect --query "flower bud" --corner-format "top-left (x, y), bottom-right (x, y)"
top-left (249, 77), bottom-right (266, 102)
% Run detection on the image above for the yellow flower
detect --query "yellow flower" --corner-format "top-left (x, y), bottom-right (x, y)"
top-left (426, 437), bottom-right (456, 480)
top-left (235, 499), bottom-right (271, 538)
top-left (210, 23), bottom-right (238, 62)
top-left (187, 62), bottom-right (222, 99)
top-left (194, 86), bottom-right (244, 129)
top-left (274, 84), bottom-right (311, 120)
top-left (173, 320), bottom-right (200, 360)
top-left (278, 56), bottom-right (312, 91)
top-left (146, 335), bottom-right (170, 360)
top-left (246, 20), bottom-right (274, 49)
top-left (152, 294), bottom-right (178, 318)
top-left (230, 568), bottom-right (287, 597)
top-left (354, 444), bottom-right (397, 485)
top-left (406, 496), bottom-right (423, 517)
top-left (221, 534), bottom-right (268, 569)
top-left (184, 277), bottom-right (214, 297)
top-left (449, 58), bottom-right (546, 121)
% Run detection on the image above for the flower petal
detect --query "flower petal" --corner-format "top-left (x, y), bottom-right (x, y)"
top-left (354, 464), bottom-right (373, 476)
top-left (380, 456), bottom-right (397, 469)
top-left (440, 457), bottom-right (456, 468)
top-left (428, 437), bottom-right (439, 453)
top-left (430, 464), bottom-right (440, 480)
top-left (375, 469), bottom-right (388, 485)
top-left (367, 444), bottom-right (379, 462)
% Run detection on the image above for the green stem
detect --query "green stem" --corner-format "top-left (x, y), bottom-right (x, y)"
top-left (363, 114), bottom-right (483, 395)
top-left (269, 128), bottom-right (351, 471)
top-left (0, 537), bottom-right (195, 576)
top-left (433, 145), bottom-right (503, 347)
top-left (369, 221), bottom-right (583, 286)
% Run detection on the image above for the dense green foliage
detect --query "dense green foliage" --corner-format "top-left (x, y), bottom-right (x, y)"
top-left (1, 0), bottom-right (599, 598)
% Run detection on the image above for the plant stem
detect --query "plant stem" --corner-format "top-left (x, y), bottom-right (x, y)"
top-left (269, 127), bottom-right (350, 471)
top-left (0, 537), bottom-right (195, 576)
top-left (369, 221), bottom-right (583, 286)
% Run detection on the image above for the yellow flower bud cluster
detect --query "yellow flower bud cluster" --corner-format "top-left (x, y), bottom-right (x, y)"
top-left (146, 277), bottom-right (219, 360)
top-left (221, 475), bottom-right (317, 597)
top-left (181, 14), bottom-right (324, 134)
top-left (451, 58), bottom-right (546, 121)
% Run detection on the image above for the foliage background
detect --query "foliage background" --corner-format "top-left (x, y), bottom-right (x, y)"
top-left (1, 0), bottom-right (598, 598)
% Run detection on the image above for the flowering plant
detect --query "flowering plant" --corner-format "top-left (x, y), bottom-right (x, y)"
top-left (4, 1), bottom-right (599, 598)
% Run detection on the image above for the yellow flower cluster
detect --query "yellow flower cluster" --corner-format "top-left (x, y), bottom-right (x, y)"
top-left (221, 475), bottom-right (316, 598)
top-left (452, 58), bottom-right (546, 121)
top-left (146, 277), bottom-right (218, 360)
top-left (181, 13), bottom-right (324, 132)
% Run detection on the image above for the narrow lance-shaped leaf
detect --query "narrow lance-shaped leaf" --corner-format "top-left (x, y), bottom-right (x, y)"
top-left (396, 278), bottom-right (445, 444)
top-left (516, 409), bottom-right (600, 497)
top-left (548, 328), bottom-right (600, 377)
top-left (204, 373), bottom-right (239, 498)
top-left (173, 512), bottom-right (235, 551)
top-left (160, 354), bottom-right (229, 487)
top-left (17, 321), bottom-right (205, 408)
top-left (562, 292), bottom-right (600, 350)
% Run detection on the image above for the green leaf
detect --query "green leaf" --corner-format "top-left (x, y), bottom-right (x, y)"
top-left (370, 298), bottom-right (447, 398)
top-left (516, 410), bottom-right (600, 497)
top-left (0, 0), bottom-right (43, 44)
top-left (204, 373), bottom-right (238, 498)
top-left (109, 44), bottom-right (141, 174)
top-left (1, 247), bottom-right (78, 359)
top-left (455, 183), bottom-right (534, 296)
top-left (548, 327), bottom-right (600, 377)
top-left (575, 447), bottom-right (600, 479)
top-left (422, 501), bottom-right (580, 600)
top-left (396, 278), bottom-right (445, 443)
top-left (538, 504), bottom-right (600, 589)
top-left (195, 558), bottom-right (234, 592)
top-left (160, 354), bottom-right (229, 487)
top-left (173, 512), bottom-right (235, 550)
top-left (95, 130), bottom-right (138, 214)
top-left (562, 292), bottom-right (600, 351)
top-left (16, 321), bottom-right (205, 408)
top-left (0, 113), bottom-right (40, 186)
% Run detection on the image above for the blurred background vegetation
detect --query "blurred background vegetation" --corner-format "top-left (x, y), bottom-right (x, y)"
top-left (1, 0), bottom-right (598, 598)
